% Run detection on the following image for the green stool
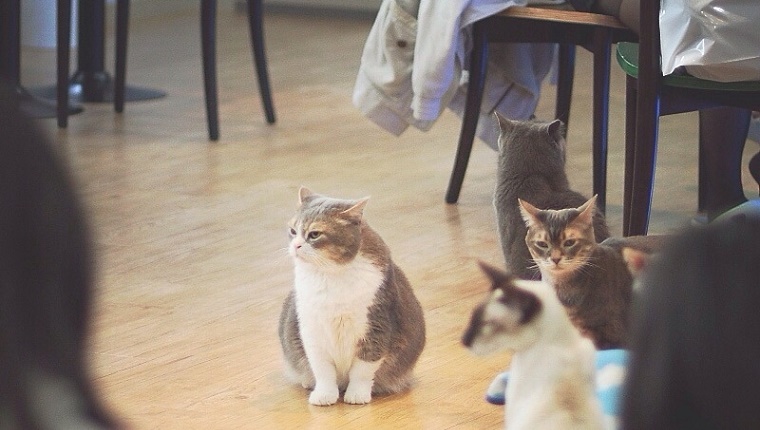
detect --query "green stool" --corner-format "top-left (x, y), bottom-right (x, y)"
top-left (615, 40), bottom-right (760, 236)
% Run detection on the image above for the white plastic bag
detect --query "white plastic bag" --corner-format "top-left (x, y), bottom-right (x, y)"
top-left (660, 0), bottom-right (760, 82)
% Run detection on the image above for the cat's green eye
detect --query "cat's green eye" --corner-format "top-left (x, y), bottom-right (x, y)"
top-left (563, 239), bottom-right (577, 248)
top-left (307, 231), bottom-right (322, 240)
top-left (288, 227), bottom-right (297, 236)
top-left (535, 241), bottom-right (549, 250)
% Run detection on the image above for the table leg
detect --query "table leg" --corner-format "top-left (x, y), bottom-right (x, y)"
top-left (31, 0), bottom-right (165, 104)
top-left (0, 0), bottom-right (82, 118)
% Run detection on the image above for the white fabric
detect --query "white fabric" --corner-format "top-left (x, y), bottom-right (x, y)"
top-left (353, 0), bottom-right (556, 148)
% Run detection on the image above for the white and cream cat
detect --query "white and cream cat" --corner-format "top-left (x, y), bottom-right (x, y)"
top-left (462, 261), bottom-right (605, 430)
top-left (279, 187), bottom-right (426, 406)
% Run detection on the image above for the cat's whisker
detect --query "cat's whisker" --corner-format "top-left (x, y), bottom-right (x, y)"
top-left (272, 247), bottom-right (294, 264)
top-left (578, 259), bottom-right (602, 272)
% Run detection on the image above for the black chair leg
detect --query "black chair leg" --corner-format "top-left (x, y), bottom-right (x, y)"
top-left (555, 44), bottom-right (574, 127)
top-left (698, 107), bottom-right (751, 219)
top-left (445, 21), bottom-right (488, 204)
top-left (590, 29), bottom-right (612, 214)
top-left (697, 121), bottom-right (706, 213)
top-left (627, 81), bottom-right (660, 236)
top-left (114, 0), bottom-right (129, 113)
top-left (57, 0), bottom-right (72, 128)
top-left (627, 0), bottom-right (662, 236)
top-left (201, 0), bottom-right (220, 141)
top-left (622, 75), bottom-right (637, 236)
top-left (246, 0), bottom-right (276, 124)
top-left (750, 150), bottom-right (760, 197)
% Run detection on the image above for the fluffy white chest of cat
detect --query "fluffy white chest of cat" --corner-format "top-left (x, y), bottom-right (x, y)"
top-left (506, 341), bottom-right (604, 430)
top-left (293, 256), bottom-right (384, 380)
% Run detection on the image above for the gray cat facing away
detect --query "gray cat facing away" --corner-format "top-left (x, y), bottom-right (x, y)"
top-left (279, 187), bottom-right (426, 406)
top-left (493, 113), bottom-right (610, 280)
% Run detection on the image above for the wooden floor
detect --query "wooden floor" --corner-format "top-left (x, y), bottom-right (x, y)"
top-left (20, 2), bottom-right (758, 429)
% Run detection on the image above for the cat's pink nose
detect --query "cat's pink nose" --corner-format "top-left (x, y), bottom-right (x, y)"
top-left (551, 257), bottom-right (561, 265)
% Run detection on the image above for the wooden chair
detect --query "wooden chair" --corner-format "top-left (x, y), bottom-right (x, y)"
top-left (56, 0), bottom-right (276, 140)
top-left (445, 5), bottom-right (637, 214)
top-left (616, 1), bottom-right (760, 236)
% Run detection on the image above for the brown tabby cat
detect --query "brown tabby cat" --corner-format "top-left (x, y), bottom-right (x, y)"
top-left (518, 196), bottom-right (658, 349)
top-left (493, 113), bottom-right (610, 280)
top-left (279, 187), bottom-right (426, 406)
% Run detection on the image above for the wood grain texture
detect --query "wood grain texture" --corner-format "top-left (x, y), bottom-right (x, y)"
top-left (18, 1), bottom-right (758, 428)
top-left (501, 6), bottom-right (629, 29)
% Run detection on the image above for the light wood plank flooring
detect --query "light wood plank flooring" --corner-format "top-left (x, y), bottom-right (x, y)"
top-left (19, 2), bottom-right (758, 429)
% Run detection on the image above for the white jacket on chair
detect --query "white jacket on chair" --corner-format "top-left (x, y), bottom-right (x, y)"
top-left (353, 0), bottom-right (557, 148)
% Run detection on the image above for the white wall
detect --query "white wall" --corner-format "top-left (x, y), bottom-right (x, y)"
top-left (21, 1), bottom-right (78, 48)
top-left (264, 0), bottom-right (381, 13)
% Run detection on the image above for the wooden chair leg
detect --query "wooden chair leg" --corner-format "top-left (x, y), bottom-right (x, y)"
top-left (201, 0), bottom-right (220, 141)
top-left (56, 0), bottom-right (72, 128)
top-left (591, 30), bottom-right (612, 214)
top-left (246, 0), bottom-right (276, 124)
top-left (445, 21), bottom-right (488, 204)
top-left (555, 44), bottom-right (574, 127)
top-left (114, 0), bottom-right (128, 113)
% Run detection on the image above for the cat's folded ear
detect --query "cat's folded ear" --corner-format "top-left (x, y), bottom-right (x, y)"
top-left (298, 186), bottom-right (315, 206)
top-left (518, 199), bottom-right (541, 228)
top-left (340, 197), bottom-right (370, 220)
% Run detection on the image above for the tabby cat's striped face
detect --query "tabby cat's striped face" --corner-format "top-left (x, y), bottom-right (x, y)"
top-left (288, 190), bottom-right (365, 268)
top-left (524, 217), bottom-right (595, 278)
top-left (519, 197), bottom-right (597, 280)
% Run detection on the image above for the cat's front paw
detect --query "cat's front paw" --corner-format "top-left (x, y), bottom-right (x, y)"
top-left (308, 385), bottom-right (339, 406)
top-left (343, 381), bottom-right (373, 405)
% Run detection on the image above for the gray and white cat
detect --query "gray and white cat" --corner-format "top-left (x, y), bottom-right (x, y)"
top-left (462, 261), bottom-right (605, 430)
top-left (278, 187), bottom-right (426, 406)
top-left (493, 114), bottom-right (610, 280)
top-left (518, 196), bottom-right (655, 349)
